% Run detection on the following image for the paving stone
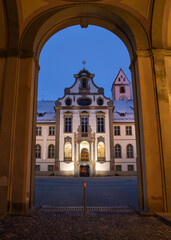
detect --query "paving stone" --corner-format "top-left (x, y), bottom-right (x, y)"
top-left (0, 177), bottom-right (170, 240)
top-left (0, 208), bottom-right (171, 240)
top-left (35, 176), bottom-right (139, 207)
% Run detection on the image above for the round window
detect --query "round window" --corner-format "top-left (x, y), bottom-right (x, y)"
top-left (65, 98), bottom-right (72, 106)
top-left (97, 98), bottom-right (103, 106)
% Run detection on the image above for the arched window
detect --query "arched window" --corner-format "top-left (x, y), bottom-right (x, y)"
top-left (48, 144), bottom-right (55, 158)
top-left (120, 86), bottom-right (125, 93)
top-left (127, 144), bottom-right (133, 158)
top-left (35, 144), bottom-right (41, 158)
top-left (115, 144), bottom-right (121, 158)
top-left (82, 79), bottom-right (87, 88)
top-left (64, 142), bottom-right (72, 161)
top-left (98, 142), bottom-right (105, 161)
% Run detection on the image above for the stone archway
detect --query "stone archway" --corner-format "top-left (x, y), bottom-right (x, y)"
top-left (0, 1), bottom-right (171, 216)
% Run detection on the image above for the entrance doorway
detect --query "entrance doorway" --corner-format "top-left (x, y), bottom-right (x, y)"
top-left (80, 165), bottom-right (90, 177)
top-left (81, 148), bottom-right (89, 161)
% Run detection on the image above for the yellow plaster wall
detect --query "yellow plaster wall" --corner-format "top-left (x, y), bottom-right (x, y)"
top-left (167, 7), bottom-right (171, 48)
top-left (152, 1), bottom-right (166, 48)
top-left (165, 55), bottom-right (171, 111)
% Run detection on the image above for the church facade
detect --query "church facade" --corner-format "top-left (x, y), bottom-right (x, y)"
top-left (36, 69), bottom-right (137, 176)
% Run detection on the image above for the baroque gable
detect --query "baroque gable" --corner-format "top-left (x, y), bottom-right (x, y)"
top-left (55, 69), bottom-right (113, 108)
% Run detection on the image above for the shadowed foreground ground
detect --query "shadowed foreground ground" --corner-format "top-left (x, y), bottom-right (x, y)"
top-left (0, 177), bottom-right (170, 239)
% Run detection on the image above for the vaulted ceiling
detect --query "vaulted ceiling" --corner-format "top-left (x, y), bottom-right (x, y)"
top-left (0, 0), bottom-right (170, 55)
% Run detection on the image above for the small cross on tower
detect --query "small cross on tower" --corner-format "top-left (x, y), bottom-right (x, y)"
top-left (82, 60), bottom-right (86, 69)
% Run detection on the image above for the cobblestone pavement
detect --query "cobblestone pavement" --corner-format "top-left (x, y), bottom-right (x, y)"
top-left (0, 207), bottom-right (171, 240)
top-left (35, 176), bottom-right (138, 207)
top-left (0, 177), bottom-right (170, 240)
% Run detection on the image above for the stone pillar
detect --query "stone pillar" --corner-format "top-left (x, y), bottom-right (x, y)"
top-left (131, 50), bottom-right (166, 212)
top-left (93, 139), bottom-right (95, 163)
top-left (108, 108), bottom-right (115, 171)
top-left (55, 108), bottom-right (60, 171)
top-left (74, 140), bottom-right (77, 162)
top-left (152, 50), bottom-right (171, 212)
top-left (91, 140), bottom-right (95, 177)
top-left (78, 142), bottom-right (80, 162)
top-left (0, 54), bottom-right (19, 215)
top-left (89, 141), bottom-right (92, 161)
top-left (29, 59), bottom-right (40, 209)
top-left (74, 140), bottom-right (77, 176)
top-left (130, 56), bottom-right (145, 211)
top-left (0, 51), bottom-right (39, 214)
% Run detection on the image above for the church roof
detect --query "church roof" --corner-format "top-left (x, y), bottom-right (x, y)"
top-left (37, 101), bottom-right (56, 123)
top-left (36, 100), bottom-right (134, 123)
top-left (112, 68), bottom-right (131, 88)
top-left (113, 100), bottom-right (134, 122)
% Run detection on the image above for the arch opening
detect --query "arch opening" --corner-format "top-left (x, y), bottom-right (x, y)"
top-left (3, 3), bottom-right (167, 215)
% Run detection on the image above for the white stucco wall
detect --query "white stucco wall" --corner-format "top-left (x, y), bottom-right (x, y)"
top-left (36, 123), bottom-right (56, 171)
top-left (114, 122), bottom-right (137, 171)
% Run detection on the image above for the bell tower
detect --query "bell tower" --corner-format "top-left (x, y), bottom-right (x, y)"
top-left (111, 69), bottom-right (132, 101)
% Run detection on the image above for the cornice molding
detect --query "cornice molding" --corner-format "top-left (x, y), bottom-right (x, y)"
top-left (129, 49), bottom-right (171, 70)
top-left (0, 49), bottom-right (40, 70)
top-left (0, 49), bottom-right (36, 58)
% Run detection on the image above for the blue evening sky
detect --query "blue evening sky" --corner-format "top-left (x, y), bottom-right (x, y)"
top-left (38, 25), bottom-right (131, 101)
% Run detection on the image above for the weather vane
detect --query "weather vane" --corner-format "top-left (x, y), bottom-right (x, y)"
top-left (82, 60), bottom-right (86, 69)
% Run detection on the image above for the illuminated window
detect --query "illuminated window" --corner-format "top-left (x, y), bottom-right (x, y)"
top-left (48, 144), bottom-right (55, 158)
top-left (64, 142), bottom-right (72, 161)
top-left (127, 144), bottom-right (133, 158)
top-left (98, 142), bottom-right (105, 161)
top-left (115, 144), bottom-right (121, 158)
top-left (35, 144), bottom-right (41, 158)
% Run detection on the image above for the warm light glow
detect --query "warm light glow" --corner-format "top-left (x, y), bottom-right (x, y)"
top-left (64, 142), bottom-right (72, 160)
top-left (98, 142), bottom-right (105, 160)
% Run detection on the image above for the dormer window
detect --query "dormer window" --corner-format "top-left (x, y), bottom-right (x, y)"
top-left (37, 112), bottom-right (46, 117)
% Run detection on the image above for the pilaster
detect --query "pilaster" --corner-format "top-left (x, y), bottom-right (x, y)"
top-left (130, 49), bottom-right (166, 212)
top-left (0, 50), bottom-right (40, 213)
top-left (108, 108), bottom-right (114, 171)
top-left (151, 49), bottom-right (171, 212)
top-left (55, 108), bottom-right (60, 171)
